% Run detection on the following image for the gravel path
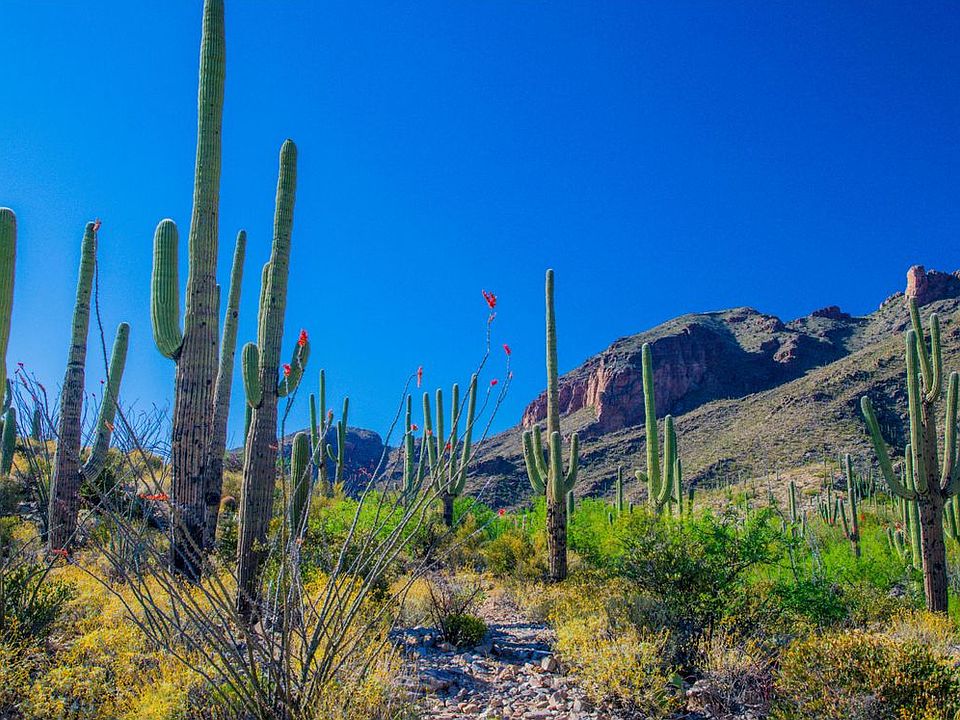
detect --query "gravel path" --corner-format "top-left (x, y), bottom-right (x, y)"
top-left (395, 588), bottom-right (630, 719)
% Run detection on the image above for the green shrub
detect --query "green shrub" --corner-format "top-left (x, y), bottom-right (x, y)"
top-left (442, 613), bottom-right (487, 647)
top-left (773, 616), bottom-right (960, 719)
top-left (0, 562), bottom-right (73, 643)
top-left (481, 528), bottom-right (545, 579)
top-left (616, 508), bottom-right (784, 669)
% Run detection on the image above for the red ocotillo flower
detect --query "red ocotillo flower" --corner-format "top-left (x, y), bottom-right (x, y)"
top-left (92, 219), bottom-right (102, 233)
top-left (497, 508), bottom-right (506, 517)
top-left (490, 378), bottom-right (499, 387)
top-left (298, 329), bottom-right (309, 347)
top-left (50, 548), bottom-right (69, 559)
top-left (417, 366), bottom-right (423, 388)
top-left (282, 363), bottom-right (292, 377)
top-left (411, 423), bottom-right (419, 431)
top-left (482, 290), bottom-right (497, 310)
top-left (444, 441), bottom-right (452, 451)
top-left (503, 343), bottom-right (511, 356)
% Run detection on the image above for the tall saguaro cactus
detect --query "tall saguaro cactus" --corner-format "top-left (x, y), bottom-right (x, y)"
top-left (861, 297), bottom-right (958, 612)
top-left (522, 269), bottom-right (580, 582)
top-left (236, 139), bottom-right (301, 620)
top-left (0, 209), bottom-right (14, 399)
top-left (150, 0), bottom-right (226, 580)
top-left (636, 343), bottom-right (680, 514)
top-left (203, 230), bottom-right (247, 548)
top-left (49, 224), bottom-right (128, 550)
top-left (424, 375), bottom-right (477, 526)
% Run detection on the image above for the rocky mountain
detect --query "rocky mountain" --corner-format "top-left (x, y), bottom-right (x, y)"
top-left (264, 265), bottom-right (960, 507)
top-left (462, 265), bottom-right (960, 509)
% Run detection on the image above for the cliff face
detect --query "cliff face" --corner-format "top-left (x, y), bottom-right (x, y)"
top-left (520, 307), bottom-right (860, 435)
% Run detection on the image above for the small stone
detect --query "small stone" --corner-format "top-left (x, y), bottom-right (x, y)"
top-left (540, 656), bottom-right (558, 673)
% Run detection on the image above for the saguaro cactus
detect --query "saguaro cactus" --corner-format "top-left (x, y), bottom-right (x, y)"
top-left (423, 376), bottom-right (477, 526)
top-left (636, 343), bottom-right (680, 515)
top-left (0, 407), bottom-right (15, 477)
top-left (522, 269), bottom-right (579, 582)
top-left (615, 466), bottom-right (625, 515)
top-left (150, 0), bottom-right (226, 580)
top-left (49, 224), bottom-right (128, 550)
top-left (861, 297), bottom-right (958, 612)
top-left (288, 432), bottom-right (311, 537)
top-left (401, 394), bottom-right (427, 502)
top-left (0, 209), bottom-right (14, 399)
top-left (236, 139), bottom-right (301, 620)
top-left (841, 454), bottom-right (861, 558)
top-left (203, 230), bottom-right (247, 548)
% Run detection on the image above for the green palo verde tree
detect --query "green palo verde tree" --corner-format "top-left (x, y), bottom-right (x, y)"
top-left (861, 297), bottom-right (958, 612)
top-left (150, 0), bottom-right (228, 580)
top-left (423, 375), bottom-right (477, 526)
top-left (202, 230), bottom-right (246, 549)
top-left (236, 139), bottom-right (308, 621)
top-left (636, 343), bottom-right (680, 515)
top-left (522, 269), bottom-right (579, 582)
top-left (49, 221), bottom-right (129, 551)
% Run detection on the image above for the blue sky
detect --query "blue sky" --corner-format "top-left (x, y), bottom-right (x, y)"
top-left (2, 1), bottom-right (958, 448)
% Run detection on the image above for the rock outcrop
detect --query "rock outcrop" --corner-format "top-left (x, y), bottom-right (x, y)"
top-left (905, 265), bottom-right (960, 307)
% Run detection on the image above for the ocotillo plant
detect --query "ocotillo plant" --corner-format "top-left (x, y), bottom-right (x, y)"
top-left (522, 269), bottom-right (579, 582)
top-left (636, 343), bottom-right (680, 514)
top-left (202, 230), bottom-right (246, 549)
top-left (150, 0), bottom-right (226, 580)
top-left (424, 376), bottom-right (477, 526)
top-left (861, 297), bottom-right (958, 612)
top-left (49, 222), bottom-right (128, 551)
top-left (236, 139), bottom-right (303, 621)
top-left (0, 209), bottom-right (14, 401)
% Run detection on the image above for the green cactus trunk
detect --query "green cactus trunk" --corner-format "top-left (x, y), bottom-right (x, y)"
top-left (288, 432), bottom-right (310, 537)
top-left (48, 222), bottom-right (97, 551)
top-left (236, 140), bottom-right (298, 621)
top-left (80, 323), bottom-right (130, 483)
top-left (203, 230), bottom-right (246, 549)
top-left (150, 0), bottom-right (226, 580)
top-left (521, 269), bottom-right (579, 582)
top-left (0, 407), bottom-right (15, 476)
top-left (0, 209), bottom-right (14, 400)
top-left (844, 454), bottom-right (861, 558)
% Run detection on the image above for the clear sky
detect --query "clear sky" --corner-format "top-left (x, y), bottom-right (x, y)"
top-left (2, 1), bottom-right (958, 449)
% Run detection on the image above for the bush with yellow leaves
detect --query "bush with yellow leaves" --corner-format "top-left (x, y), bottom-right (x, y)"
top-left (773, 611), bottom-right (960, 719)
top-left (546, 575), bottom-right (680, 717)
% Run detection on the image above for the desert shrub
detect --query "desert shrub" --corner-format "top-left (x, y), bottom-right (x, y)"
top-left (425, 573), bottom-right (486, 647)
top-left (0, 561), bottom-right (73, 643)
top-left (688, 630), bottom-right (778, 719)
top-left (769, 575), bottom-right (849, 628)
top-left (773, 614), bottom-right (960, 719)
top-left (549, 576), bottom-right (679, 715)
top-left (481, 527), bottom-right (546, 579)
top-left (0, 474), bottom-right (22, 515)
top-left (616, 508), bottom-right (784, 668)
top-left (442, 613), bottom-right (487, 647)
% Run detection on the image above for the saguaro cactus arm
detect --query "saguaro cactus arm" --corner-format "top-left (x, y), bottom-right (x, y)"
top-left (150, 219), bottom-right (184, 359)
top-left (81, 322), bottom-right (130, 481)
top-left (860, 396), bottom-right (916, 499)
top-left (523, 429), bottom-right (546, 494)
top-left (242, 342), bottom-right (262, 408)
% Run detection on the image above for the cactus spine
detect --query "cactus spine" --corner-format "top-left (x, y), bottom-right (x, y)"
top-left (424, 377), bottom-right (477, 526)
top-left (202, 230), bottom-right (247, 548)
top-left (150, 0), bottom-right (226, 580)
top-left (522, 269), bottom-right (579, 581)
top-left (636, 343), bottom-right (680, 514)
top-left (49, 223), bottom-right (129, 550)
top-left (236, 139), bottom-right (299, 620)
top-left (861, 297), bottom-right (958, 612)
